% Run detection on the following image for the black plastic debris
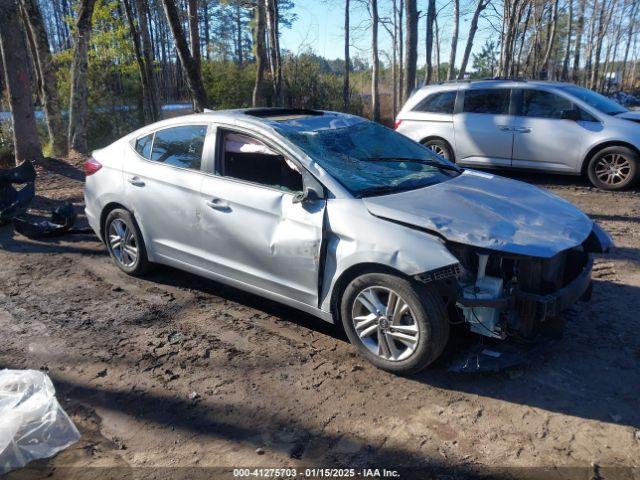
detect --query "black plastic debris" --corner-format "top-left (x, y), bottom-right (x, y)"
top-left (12, 203), bottom-right (79, 238)
top-left (448, 338), bottom-right (555, 373)
top-left (0, 161), bottom-right (36, 225)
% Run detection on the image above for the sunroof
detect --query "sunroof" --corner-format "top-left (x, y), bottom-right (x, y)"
top-left (245, 108), bottom-right (324, 120)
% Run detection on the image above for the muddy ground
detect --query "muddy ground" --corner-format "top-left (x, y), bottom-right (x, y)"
top-left (1, 157), bottom-right (639, 480)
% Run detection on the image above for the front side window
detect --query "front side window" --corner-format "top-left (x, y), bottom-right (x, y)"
top-left (135, 133), bottom-right (153, 159)
top-left (520, 89), bottom-right (573, 119)
top-left (559, 85), bottom-right (626, 115)
top-left (463, 89), bottom-right (510, 114)
top-left (150, 125), bottom-right (207, 170)
top-left (276, 118), bottom-right (460, 197)
top-left (414, 91), bottom-right (457, 114)
top-left (219, 131), bottom-right (303, 193)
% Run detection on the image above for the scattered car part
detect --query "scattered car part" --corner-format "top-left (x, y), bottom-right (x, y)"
top-left (0, 369), bottom-right (80, 474)
top-left (0, 161), bottom-right (36, 225)
top-left (12, 203), bottom-right (78, 238)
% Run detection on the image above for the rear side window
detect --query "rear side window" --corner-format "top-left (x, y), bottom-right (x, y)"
top-left (135, 133), bottom-right (153, 159)
top-left (414, 91), bottom-right (457, 114)
top-left (463, 89), bottom-right (510, 114)
top-left (150, 125), bottom-right (207, 170)
top-left (520, 89), bottom-right (573, 119)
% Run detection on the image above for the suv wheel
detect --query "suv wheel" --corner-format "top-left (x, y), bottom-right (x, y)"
top-left (340, 272), bottom-right (449, 375)
top-left (587, 146), bottom-right (639, 190)
top-left (104, 208), bottom-right (151, 276)
top-left (422, 139), bottom-right (453, 161)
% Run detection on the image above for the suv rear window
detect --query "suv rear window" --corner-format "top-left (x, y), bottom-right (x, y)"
top-left (463, 89), bottom-right (510, 115)
top-left (414, 91), bottom-right (457, 114)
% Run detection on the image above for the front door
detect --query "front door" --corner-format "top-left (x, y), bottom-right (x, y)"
top-left (511, 89), bottom-right (589, 173)
top-left (453, 87), bottom-right (514, 167)
top-left (123, 124), bottom-right (209, 265)
top-left (197, 129), bottom-right (325, 306)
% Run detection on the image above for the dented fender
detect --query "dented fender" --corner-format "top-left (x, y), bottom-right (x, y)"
top-left (319, 199), bottom-right (460, 312)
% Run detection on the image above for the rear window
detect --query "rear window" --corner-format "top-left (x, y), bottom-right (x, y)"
top-left (414, 91), bottom-right (457, 114)
top-left (463, 89), bottom-right (510, 114)
top-left (135, 133), bottom-right (153, 159)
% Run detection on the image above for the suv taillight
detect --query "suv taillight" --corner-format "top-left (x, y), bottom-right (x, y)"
top-left (394, 119), bottom-right (403, 129)
top-left (83, 157), bottom-right (102, 176)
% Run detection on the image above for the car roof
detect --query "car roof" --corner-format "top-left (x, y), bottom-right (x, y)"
top-left (420, 79), bottom-right (575, 91)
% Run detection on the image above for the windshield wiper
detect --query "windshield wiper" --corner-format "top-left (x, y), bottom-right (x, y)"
top-left (365, 157), bottom-right (461, 172)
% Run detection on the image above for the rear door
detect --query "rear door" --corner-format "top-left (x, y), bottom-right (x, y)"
top-left (124, 124), bottom-right (210, 266)
top-left (511, 88), bottom-right (589, 173)
top-left (453, 87), bottom-right (514, 167)
top-left (197, 127), bottom-right (326, 306)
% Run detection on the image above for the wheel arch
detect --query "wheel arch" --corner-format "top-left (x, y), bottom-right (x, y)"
top-left (580, 140), bottom-right (640, 176)
top-left (419, 136), bottom-right (454, 159)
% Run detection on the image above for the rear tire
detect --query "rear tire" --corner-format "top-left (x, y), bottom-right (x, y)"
top-left (422, 138), bottom-right (454, 161)
top-left (104, 209), bottom-right (151, 276)
top-left (340, 272), bottom-right (449, 375)
top-left (586, 146), bottom-right (639, 190)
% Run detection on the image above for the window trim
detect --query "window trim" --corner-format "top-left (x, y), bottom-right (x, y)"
top-left (211, 126), bottom-right (310, 196)
top-left (128, 123), bottom-right (211, 174)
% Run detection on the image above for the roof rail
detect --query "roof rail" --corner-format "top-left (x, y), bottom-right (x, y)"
top-left (244, 108), bottom-right (324, 118)
top-left (437, 76), bottom-right (528, 85)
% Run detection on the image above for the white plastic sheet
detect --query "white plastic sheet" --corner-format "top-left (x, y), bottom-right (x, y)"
top-left (0, 369), bottom-right (80, 474)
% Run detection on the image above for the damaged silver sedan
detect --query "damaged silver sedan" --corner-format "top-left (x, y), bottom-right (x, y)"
top-left (84, 109), bottom-right (612, 374)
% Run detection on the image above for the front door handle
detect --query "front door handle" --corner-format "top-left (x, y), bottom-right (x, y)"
top-left (513, 127), bottom-right (531, 133)
top-left (205, 198), bottom-right (230, 211)
top-left (128, 176), bottom-right (145, 187)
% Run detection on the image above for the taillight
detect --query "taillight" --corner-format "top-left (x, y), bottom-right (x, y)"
top-left (83, 157), bottom-right (102, 176)
top-left (394, 119), bottom-right (403, 129)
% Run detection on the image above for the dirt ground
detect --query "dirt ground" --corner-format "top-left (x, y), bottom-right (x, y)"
top-left (1, 157), bottom-right (639, 480)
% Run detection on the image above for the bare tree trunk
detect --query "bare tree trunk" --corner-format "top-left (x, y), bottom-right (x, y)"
top-left (572, 0), bottom-right (586, 83)
top-left (398, 0), bottom-right (404, 103)
top-left (561, 0), bottom-right (573, 80)
top-left (123, 0), bottom-right (152, 122)
top-left (515, 2), bottom-right (532, 75)
top-left (266, 0), bottom-right (281, 104)
top-left (135, 0), bottom-right (160, 120)
top-left (252, 0), bottom-right (266, 107)
top-left (391, 0), bottom-right (397, 115)
top-left (370, 0), bottom-right (380, 122)
top-left (343, 0), bottom-right (350, 111)
top-left (540, 0), bottom-right (558, 79)
top-left (620, 1), bottom-right (637, 89)
top-left (447, 0), bottom-right (459, 80)
top-left (424, 0), bottom-right (435, 84)
top-left (0, 0), bottom-right (41, 163)
top-left (458, 0), bottom-right (488, 79)
top-left (68, 0), bottom-right (97, 154)
top-left (19, 0), bottom-right (66, 157)
top-left (236, 1), bottom-right (243, 65)
top-left (404, 0), bottom-right (417, 99)
top-left (590, 0), bottom-right (609, 89)
top-left (162, 0), bottom-right (208, 111)
top-left (434, 12), bottom-right (441, 81)
top-left (187, 0), bottom-right (200, 71)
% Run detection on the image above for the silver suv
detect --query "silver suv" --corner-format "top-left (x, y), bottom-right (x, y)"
top-left (395, 80), bottom-right (640, 190)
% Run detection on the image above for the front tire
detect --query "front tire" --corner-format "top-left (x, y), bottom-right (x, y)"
top-left (587, 146), bottom-right (639, 190)
top-left (104, 208), bottom-right (151, 276)
top-left (340, 272), bottom-right (449, 375)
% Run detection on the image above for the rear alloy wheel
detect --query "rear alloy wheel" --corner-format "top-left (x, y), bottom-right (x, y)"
top-left (587, 146), bottom-right (639, 190)
top-left (423, 139), bottom-right (453, 161)
top-left (104, 209), bottom-right (151, 276)
top-left (340, 273), bottom-right (449, 374)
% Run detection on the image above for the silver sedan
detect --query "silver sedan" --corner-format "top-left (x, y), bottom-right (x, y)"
top-left (84, 109), bottom-right (611, 374)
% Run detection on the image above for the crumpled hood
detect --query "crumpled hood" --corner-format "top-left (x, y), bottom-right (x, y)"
top-left (614, 111), bottom-right (640, 123)
top-left (363, 170), bottom-right (594, 258)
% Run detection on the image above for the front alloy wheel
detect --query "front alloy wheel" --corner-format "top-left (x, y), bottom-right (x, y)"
top-left (352, 286), bottom-right (419, 361)
top-left (587, 146), bottom-right (639, 190)
top-left (340, 272), bottom-right (449, 374)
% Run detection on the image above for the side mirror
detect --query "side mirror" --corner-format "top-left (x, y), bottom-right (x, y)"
top-left (293, 184), bottom-right (324, 204)
top-left (561, 108), bottom-right (582, 121)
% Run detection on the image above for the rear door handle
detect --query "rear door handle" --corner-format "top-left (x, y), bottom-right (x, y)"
top-left (513, 127), bottom-right (531, 133)
top-left (127, 176), bottom-right (145, 187)
top-left (205, 198), bottom-right (230, 211)
top-left (498, 125), bottom-right (512, 132)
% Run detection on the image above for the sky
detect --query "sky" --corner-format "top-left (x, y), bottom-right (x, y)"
top-left (279, 0), bottom-right (498, 69)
